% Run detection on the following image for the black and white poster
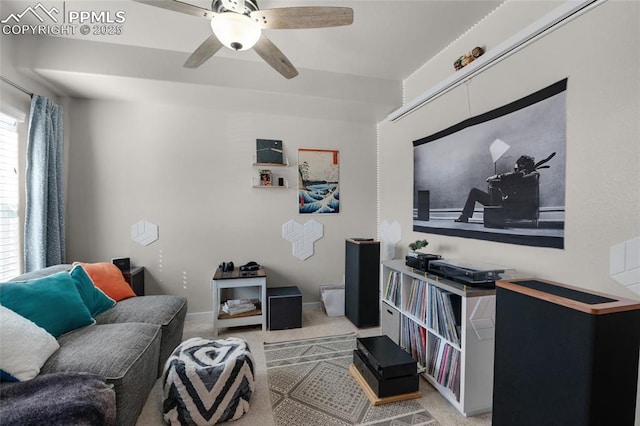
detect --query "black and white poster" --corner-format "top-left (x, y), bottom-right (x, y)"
top-left (413, 79), bottom-right (567, 248)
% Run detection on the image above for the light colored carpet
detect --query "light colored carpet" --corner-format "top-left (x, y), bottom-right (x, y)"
top-left (265, 333), bottom-right (438, 425)
top-left (135, 307), bottom-right (492, 426)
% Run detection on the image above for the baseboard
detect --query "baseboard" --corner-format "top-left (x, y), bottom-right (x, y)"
top-left (304, 301), bottom-right (322, 310)
top-left (186, 302), bottom-right (324, 322)
top-left (185, 311), bottom-right (213, 322)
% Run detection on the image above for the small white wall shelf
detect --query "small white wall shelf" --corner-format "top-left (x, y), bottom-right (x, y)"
top-left (252, 156), bottom-right (289, 167)
top-left (251, 177), bottom-right (289, 188)
top-left (252, 156), bottom-right (290, 188)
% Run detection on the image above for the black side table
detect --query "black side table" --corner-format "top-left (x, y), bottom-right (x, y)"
top-left (122, 267), bottom-right (144, 296)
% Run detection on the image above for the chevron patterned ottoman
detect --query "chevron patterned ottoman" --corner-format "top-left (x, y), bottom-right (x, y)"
top-left (162, 337), bottom-right (255, 425)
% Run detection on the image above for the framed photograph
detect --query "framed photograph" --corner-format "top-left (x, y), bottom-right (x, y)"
top-left (298, 149), bottom-right (340, 214)
top-left (259, 169), bottom-right (272, 186)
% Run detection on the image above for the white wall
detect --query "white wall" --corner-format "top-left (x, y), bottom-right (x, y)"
top-left (379, 0), bottom-right (640, 421)
top-left (379, 0), bottom-right (639, 299)
top-left (65, 99), bottom-right (377, 313)
top-left (0, 35), bottom-right (60, 119)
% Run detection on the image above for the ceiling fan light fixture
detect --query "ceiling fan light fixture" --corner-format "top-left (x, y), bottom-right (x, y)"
top-left (211, 12), bottom-right (261, 51)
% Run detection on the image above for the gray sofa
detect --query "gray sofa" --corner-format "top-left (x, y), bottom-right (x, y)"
top-left (3, 265), bottom-right (188, 426)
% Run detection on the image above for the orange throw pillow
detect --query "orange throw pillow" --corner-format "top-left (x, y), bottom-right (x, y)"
top-left (73, 262), bottom-right (136, 302)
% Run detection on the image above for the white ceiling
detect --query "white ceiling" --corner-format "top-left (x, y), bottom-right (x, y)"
top-left (65, 0), bottom-right (503, 80)
top-left (2, 0), bottom-right (503, 122)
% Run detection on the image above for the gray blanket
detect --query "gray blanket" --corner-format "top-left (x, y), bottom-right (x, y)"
top-left (0, 372), bottom-right (116, 426)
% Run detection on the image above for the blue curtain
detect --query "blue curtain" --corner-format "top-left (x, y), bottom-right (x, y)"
top-left (24, 95), bottom-right (65, 272)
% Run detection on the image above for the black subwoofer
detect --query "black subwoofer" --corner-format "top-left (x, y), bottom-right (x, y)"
top-left (267, 286), bottom-right (302, 330)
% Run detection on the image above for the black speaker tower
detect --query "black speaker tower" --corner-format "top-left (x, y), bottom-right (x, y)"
top-left (345, 238), bottom-right (380, 328)
top-left (493, 278), bottom-right (640, 426)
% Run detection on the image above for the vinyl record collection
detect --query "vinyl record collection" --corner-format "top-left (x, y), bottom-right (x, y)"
top-left (428, 286), bottom-right (461, 346)
top-left (400, 315), bottom-right (427, 367)
top-left (383, 270), bottom-right (401, 307)
top-left (405, 279), bottom-right (428, 323)
top-left (381, 260), bottom-right (496, 415)
top-left (428, 338), bottom-right (461, 399)
top-left (399, 278), bottom-right (462, 402)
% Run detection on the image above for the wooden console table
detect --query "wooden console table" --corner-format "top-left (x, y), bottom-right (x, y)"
top-left (211, 266), bottom-right (267, 337)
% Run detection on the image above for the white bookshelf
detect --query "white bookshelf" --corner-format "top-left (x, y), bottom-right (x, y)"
top-left (380, 259), bottom-right (496, 416)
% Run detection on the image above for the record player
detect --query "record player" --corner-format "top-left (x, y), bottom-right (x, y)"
top-left (428, 259), bottom-right (514, 288)
top-left (405, 252), bottom-right (441, 272)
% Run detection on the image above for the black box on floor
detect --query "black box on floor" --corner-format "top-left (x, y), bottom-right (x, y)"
top-left (356, 335), bottom-right (416, 379)
top-left (353, 349), bottom-right (418, 398)
top-left (267, 286), bottom-right (302, 330)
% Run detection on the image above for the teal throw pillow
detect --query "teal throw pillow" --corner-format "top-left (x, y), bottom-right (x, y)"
top-left (69, 264), bottom-right (115, 317)
top-left (0, 272), bottom-right (95, 337)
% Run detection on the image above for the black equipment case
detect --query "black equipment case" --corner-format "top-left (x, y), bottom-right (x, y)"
top-left (353, 336), bottom-right (418, 398)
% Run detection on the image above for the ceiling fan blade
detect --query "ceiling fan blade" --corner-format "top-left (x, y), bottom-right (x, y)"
top-left (250, 7), bottom-right (353, 29)
top-left (133, 0), bottom-right (216, 19)
top-left (252, 34), bottom-right (298, 79)
top-left (184, 35), bottom-right (224, 68)
top-left (221, 0), bottom-right (245, 13)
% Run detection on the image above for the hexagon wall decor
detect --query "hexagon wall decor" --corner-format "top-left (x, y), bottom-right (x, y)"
top-left (380, 220), bottom-right (401, 260)
top-left (131, 220), bottom-right (159, 246)
top-left (469, 296), bottom-right (496, 341)
top-left (610, 236), bottom-right (640, 295)
top-left (282, 219), bottom-right (323, 260)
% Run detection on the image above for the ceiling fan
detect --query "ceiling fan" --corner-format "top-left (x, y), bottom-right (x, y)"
top-left (135, 0), bottom-right (354, 79)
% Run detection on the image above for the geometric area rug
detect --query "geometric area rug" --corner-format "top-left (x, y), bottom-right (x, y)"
top-left (264, 333), bottom-right (440, 426)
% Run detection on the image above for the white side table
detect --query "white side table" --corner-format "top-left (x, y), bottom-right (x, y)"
top-left (211, 266), bottom-right (267, 337)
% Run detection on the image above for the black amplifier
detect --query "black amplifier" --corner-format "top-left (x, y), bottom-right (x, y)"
top-left (353, 349), bottom-right (419, 398)
top-left (428, 259), bottom-right (506, 287)
top-left (356, 336), bottom-right (416, 379)
top-left (405, 253), bottom-right (441, 272)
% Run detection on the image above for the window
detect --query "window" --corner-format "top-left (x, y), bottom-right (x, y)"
top-left (0, 112), bottom-right (20, 280)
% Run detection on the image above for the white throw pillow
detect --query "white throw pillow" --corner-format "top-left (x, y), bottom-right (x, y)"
top-left (0, 305), bottom-right (60, 381)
